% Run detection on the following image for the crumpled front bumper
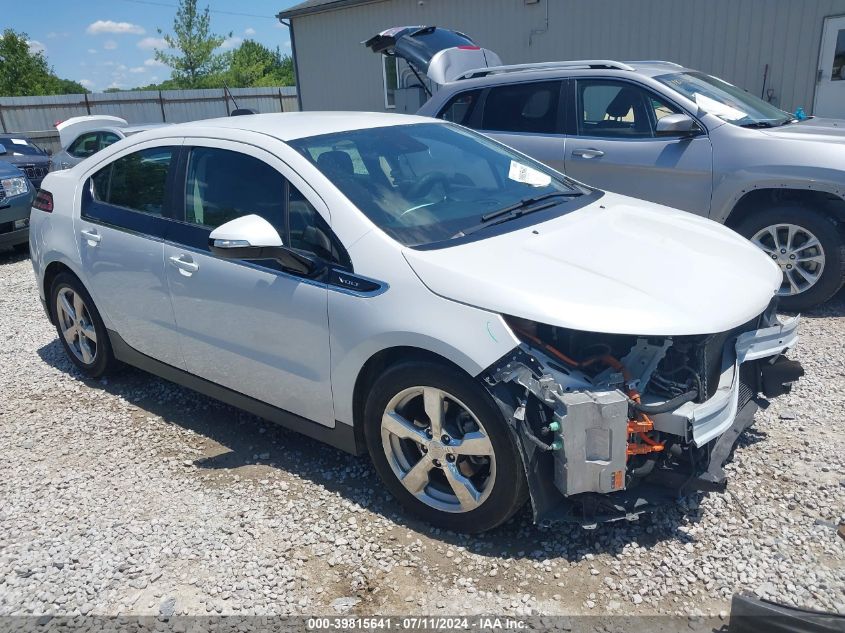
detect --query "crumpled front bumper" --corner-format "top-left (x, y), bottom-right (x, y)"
top-left (651, 315), bottom-right (800, 446)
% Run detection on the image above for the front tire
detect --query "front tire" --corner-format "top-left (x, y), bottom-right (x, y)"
top-left (364, 361), bottom-right (528, 533)
top-left (50, 272), bottom-right (116, 378)
top-left (736, 206), bottom-right (845, 311)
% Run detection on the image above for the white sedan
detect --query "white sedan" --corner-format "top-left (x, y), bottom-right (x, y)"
top-left (29, 112), bottom-right (802, 532)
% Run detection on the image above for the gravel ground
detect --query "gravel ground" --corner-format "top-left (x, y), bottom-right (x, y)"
top-left (1, 248), bottom-right (843, 621)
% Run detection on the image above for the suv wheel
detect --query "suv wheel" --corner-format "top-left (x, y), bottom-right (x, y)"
top-left (50, 272), bottom-right (116, 378)
top-left (737, 206), bottom-right (845, 311)
top-left (364, 362), bottom-right (528, 533)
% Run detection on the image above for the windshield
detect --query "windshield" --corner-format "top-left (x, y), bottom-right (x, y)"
top-left (0, 137), bottom-right (46, 156)
top-left (656, 71), bottom-right (792, 127)
top-left (289, 123), bottom-right (583, 247)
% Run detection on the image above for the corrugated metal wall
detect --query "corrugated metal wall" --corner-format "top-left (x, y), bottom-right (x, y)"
top-left (292, 0), bottom-right (845, 113)
top-left (0, 86), bottom-right (299, 135)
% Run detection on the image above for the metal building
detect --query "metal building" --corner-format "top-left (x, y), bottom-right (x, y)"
top-left (278, 0), bottom-right (845, 117)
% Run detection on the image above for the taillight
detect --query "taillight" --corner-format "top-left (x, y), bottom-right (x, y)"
top-left (34, 189), bottom-right (53, 213)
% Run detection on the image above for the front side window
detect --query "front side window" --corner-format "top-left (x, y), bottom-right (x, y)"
top-left (184, 147), bottom-right (348, 265)
top-left (290, 122), bottom-right (584, 247)
top-left (656, 71), bottom-right (791, 127)
top-left (578, 80), bottom-right (681, 138)
top-left (92, 146), bottom-right (174, 217)
top-left (185, 147), bottom-right (285, 233)
top-left (481, 81), bottom-right (561, 134)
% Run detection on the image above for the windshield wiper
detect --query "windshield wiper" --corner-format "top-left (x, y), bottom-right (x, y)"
top-left (480, 191), bottom-right (582, 222)
top-left (740, 121), bottom-right (775, 128)
top-left (453, 191), bottom-right (583, 238)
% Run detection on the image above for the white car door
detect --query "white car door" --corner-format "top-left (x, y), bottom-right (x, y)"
top-left (77, 141), bottom-right (185, 368)
top-left (162, 139), bottom-right (342, 426)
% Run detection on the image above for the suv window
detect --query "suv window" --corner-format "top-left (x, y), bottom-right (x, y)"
top-left (577, 80), bottom-right (682, 138)
top-left (69, 132), bottom-right (101, 158)
top-left (92, 146), bottom-right (174, 216)
top-left (437, 89), bottom-right (482, 126)
top-left (185, 147), bottom-right (348, 265)
top-left (481, 81), bottom-right (561, 134)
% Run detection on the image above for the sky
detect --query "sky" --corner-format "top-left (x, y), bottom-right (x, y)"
top-left (9, 0), bottom-right (301, 91)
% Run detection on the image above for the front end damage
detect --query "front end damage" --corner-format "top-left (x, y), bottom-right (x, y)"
top-left (483, 304), bottom-right (803, 527)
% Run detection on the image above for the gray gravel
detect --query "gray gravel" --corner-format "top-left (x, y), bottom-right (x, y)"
top-left (0, 249), bottom-right (843, 618)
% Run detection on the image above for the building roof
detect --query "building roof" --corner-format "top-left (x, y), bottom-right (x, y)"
top-left (277, 0), bottom-right (377, 20)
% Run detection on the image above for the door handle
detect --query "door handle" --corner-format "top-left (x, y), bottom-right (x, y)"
top-left (572, 148), bottom-right (605, 159)
top-left (80, 229), bottom-right (101, 245)
top-left (169, 255), bottom-right (199, 276)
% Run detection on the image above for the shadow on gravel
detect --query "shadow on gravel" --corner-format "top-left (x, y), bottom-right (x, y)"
top-left (782, 285), bottom-right (845, 319)
top-left (0, 247), bottom-right (30, 265)
top-left (36, 337), bottom-right (716, 563)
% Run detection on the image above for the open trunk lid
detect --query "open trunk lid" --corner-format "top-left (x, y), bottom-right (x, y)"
top-left (56, 115), bottom-right (127, 149)
top-left (364, 26), bottom-right (501, 85)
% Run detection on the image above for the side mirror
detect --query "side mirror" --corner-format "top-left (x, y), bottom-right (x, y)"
top-left (208, 214), bottom-right (320, 276)
top-left (0, 143), bottom-right (6, 155)
top-left (656, 113), bottom-right (701, 137)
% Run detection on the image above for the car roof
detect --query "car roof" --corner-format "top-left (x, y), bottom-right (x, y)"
top-left (442, 60), bottom-right (690, 89)
top-left (149, 112), bottom-right (436, 142)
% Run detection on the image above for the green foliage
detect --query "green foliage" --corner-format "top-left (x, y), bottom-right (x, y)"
top-left (225, 40), bottom-right (294, 88)
top-left (154, 0), bottom-right (230, 88)
top-left (0, 29), bottom-right (88, 96)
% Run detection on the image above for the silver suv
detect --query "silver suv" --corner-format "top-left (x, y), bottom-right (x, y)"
top-left (414, 57), bottom-right (845, 310)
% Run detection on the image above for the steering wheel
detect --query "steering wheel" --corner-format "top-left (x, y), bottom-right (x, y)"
top-left (406, 171), bottom-right (450, 199)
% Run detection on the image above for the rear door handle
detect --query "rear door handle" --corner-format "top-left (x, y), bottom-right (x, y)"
top-left (80, 229), bottom-right (101, 245)
top-left (169, 255), bottom-right (199, 276)
top-left (572, 148), bottom-right (605, 159)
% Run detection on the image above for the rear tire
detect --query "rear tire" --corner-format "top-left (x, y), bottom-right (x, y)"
top-left (50, 272), bottom-right (116, 378)
top-left (736, 206), bottom-right (845, 311)
top-left (364, 361), bottom-right (528, 533)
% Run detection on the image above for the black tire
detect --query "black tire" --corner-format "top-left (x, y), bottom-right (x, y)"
top-left (50, 272), bottom-right (116, 378)
top-left (736, 206), bottom-right (845, 311)
top-left (364, 361), bottom-right (528, 533)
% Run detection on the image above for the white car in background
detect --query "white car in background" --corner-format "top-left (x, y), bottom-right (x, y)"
top-left (51, 115), bottom-right (166, 170)
top-left (30, 112), bottom-right (802, 532)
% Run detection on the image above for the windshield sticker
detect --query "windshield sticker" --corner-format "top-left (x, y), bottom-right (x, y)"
top-left (508, 160), bottom-right (552, 187)
top-left (693, 94), bottom-right (747, 121)
top-left (10, 138), bottom-right (28, 145)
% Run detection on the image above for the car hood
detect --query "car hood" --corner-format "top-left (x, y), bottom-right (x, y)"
top-left (761, 117), bottom-right (845, 143)
top-left (402, 193), bottom-right (781, 336)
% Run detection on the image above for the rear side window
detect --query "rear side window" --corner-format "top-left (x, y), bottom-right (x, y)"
top-left (437, 89), bottom-right (482, 126)
top-left (100, 132), bottom-right (121, 148)
top-left (69, 132), bottom-right (100, 158)
top-left (481, 81), bottom-right (561, 134)
top-left (91, 146), bottom-right (174, 217)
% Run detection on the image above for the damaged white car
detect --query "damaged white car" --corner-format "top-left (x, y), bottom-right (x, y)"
top-left (30, 113), bottom-right (803, 532)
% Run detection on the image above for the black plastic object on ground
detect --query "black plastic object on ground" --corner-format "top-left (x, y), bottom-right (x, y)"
top-left (728, 593), bottom-right (845, 633)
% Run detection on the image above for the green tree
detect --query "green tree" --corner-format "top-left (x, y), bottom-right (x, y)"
top-left (155, 0), bottom-right (230, 88)
top-left (0, 29), bottom-right (53, 96)
top-left (0, 29), bottom-right (89, 96)
top-left (225, 40), bottom-right (295, 87)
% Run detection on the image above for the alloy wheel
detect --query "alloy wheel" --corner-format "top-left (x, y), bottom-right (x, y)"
top-left (56, 287), bottom-right (98, 365)
top-left (381, 386), bottom-right (496, 514)
top-left (751, 223), bottom-right (826, 297)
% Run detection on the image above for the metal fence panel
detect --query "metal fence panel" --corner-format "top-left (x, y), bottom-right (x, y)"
top-left (0, 86), bottom-right (299, 152)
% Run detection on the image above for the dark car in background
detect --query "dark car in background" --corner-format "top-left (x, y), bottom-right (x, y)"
top-left (0, 159), bottom-right (35, 253)
top-left (0, 134), bottom-right (51, 190)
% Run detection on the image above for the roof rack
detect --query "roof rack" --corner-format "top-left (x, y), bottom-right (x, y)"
top-left (457, 59), bottom-right (635, 80)
top-left (625, 60), bottom-right (684, 68)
